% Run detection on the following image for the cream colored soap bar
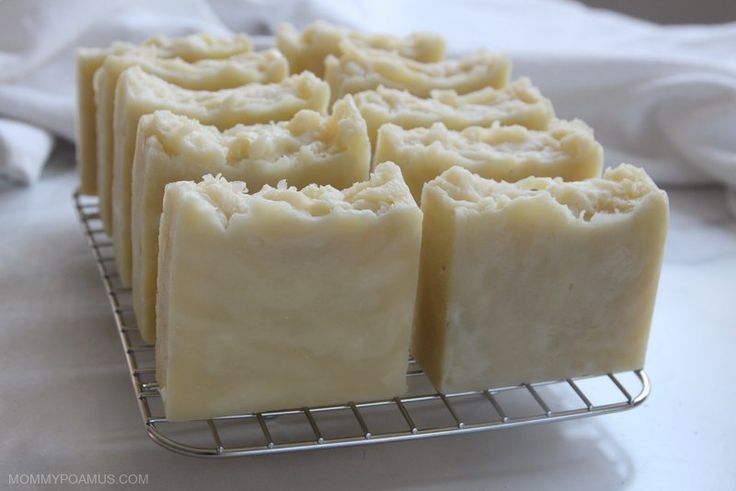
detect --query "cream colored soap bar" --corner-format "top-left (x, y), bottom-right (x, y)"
top-left (77, 46), bottom-right (129, 195)
top-left (76, 34), bottom-right (253, 195)
top-left (111, 68), bottom-right (330, 287)
top-left (132, 97), bottom-right (370, 343)
top-left (156, 162), bottom-right (422, 420)
top-left (353, 78), bottom-right (554, 144)
top-left (277, 20), bottom-right (445, 77)
top-left (374, 119), bottom-right (603, 202)
top-left (325, 42), bottom-right (510, 103)
top-left (95, 49), bottom-right (287, 234)
top-left (413, 165), bottom-right (668, 393)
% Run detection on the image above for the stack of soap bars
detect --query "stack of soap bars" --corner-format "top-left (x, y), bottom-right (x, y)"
top-left (76, 22), bottom-right (668, 421)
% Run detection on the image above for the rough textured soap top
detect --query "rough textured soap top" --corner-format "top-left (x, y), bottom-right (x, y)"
top-left (101, 49), bottom-right (288, 88)
top-left (120, 67), bottom-right (330, 119)
top-left (77, 41), bottom-right (141, 60)
top-left (352, 78), bottom-right (553, 141)
top-left (141, 33), bottom-right (253, 61)
top-left (167, 162), bottom-right (416, 227)
top-left (377, 119), bottom-right (600, 163)
top-left (78, 33), bottom-right (253, 62)
top-left (277, 20), bottom-right (445, 75)
top-left (354, 78), bottom-right (547, 114)
top-left (325, 41), bottom-right (510, 100)
top-left (426, 164), bottom-right (668, 223)
top-left (140, 96), bottom-right (367, 167)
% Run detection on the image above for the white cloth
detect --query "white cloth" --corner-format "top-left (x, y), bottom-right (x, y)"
top-left (0, 0), bottom-right (231, 183)
top-left (0, 119), bottom-right (53, 184)
top-left (1, 0), bottom-right (735, 198)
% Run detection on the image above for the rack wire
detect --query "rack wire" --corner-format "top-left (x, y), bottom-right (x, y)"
top-left (74, 192), bottom-right (651, 458)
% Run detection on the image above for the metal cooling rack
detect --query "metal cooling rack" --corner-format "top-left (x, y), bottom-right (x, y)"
top-left (74, 192), bottom-right (651, 458)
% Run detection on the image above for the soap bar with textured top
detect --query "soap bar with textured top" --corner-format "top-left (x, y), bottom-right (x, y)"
top-left (94, 49), bottom-right (287, 231)
top-left (75, 33), bottom-right (253, 195)
top-left (132, 97), bottom-right (370, 343)
top-left (413, 164), bottom-right (668, 393)
top-left (156, 162), bottom-right (422, 420)
top-left (110, 68), bottom-right (330, 287)
top-left (374, 119), bottom-right (603, 202)
top-left (325, 41), bottom-right (509, 103)
top-left (353, 78), bottom-right (554, 144)
top-left (277, 20), bottom-right (445, 77)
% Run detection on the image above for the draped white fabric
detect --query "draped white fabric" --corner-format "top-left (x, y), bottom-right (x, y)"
top-left (1, 0), bottom-right (734, 208)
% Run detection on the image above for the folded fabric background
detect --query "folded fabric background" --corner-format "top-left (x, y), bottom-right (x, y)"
top-left (0, 0), bottom-right (232, 185)
top-left (1, 0), bottom-right (734, 210)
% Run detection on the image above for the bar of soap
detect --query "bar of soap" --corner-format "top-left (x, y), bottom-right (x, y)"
top-left (353, 78), bottom-right (554, 144)
top-left (325, 41), bottom-right (509, 103)
top-left (75, 34), bottom-right (253, 195)
top-left (132, 97), bottom-right (370, 343)
top-left (277, 20), bottom-right (445, 77)
top-left (111, 68), bottom-right (330, 287)
top-left (77, 44), bottom-right (137, 196)
top-left (374, 119), bottom-right (603, 202)
top-left (95, 49), bottom-right (287, 234)
top-left (413, 164), bottom-right (668, 393)
top-left (156, 162), bottom-right (422, 420)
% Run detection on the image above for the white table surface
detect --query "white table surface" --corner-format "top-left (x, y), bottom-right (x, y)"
top-left (1, 142), bottom-right (735, 490)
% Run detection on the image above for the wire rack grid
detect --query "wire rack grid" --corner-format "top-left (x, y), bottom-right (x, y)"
top-left (74, 192), bottom-right (650, 458)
